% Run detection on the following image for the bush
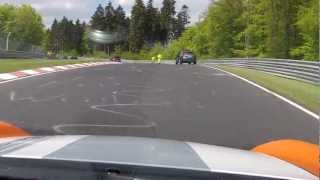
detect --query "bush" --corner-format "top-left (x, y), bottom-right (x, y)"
top-left (91, 50), bottom-right (109, 59)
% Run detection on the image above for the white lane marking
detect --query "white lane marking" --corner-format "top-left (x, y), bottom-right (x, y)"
top-left (11, 94), bottom-right (64, 103)
top-left (71, 76), bottom-right (84, 81)
top-left (60, 97), bottom-right (67, 102)
top-left (20, 70), bottom-right (39, 75)
top-left (93, 103), bottom-right (172, 107)
top-left (10, 91), bottom-right (15, 101)
top-left (73, 64), bottom-right (83, 67)
top-left (77, 83), bottom-right (84, 87)
top-left (0, 62), bottom-right (113, 85)
top-left (2, 136), bottom-right (87, 159)
top-left (66, 65), bottom-right (77, 68)
top-left (203, 65), bottom-right (319, 120)
top-left (0, 73), bottom-right (17, 80)
top-left (53, 123), bottom-right (157, 134)
top-left (39, 67), bottom-right (55, 72)
top-left (38, 81), bottom-right (58, 88)
top-left (84, 97), bottom-right (89, 103)
top-left (187, 142), bottom-right (316, 180)
top-left (91, 106), bottom-right (142, 119)
top-left (91, 103), bottom-right (172, 120)
top-left (112, 91), bottom-right (118, 104)
top-left (54, 66), bottom-right (69, 70)
top-left (211, 73), bottom-right (229, 76)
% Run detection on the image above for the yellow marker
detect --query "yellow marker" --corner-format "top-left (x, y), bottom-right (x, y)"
top-left (152, 56), bottom-right (156, 63)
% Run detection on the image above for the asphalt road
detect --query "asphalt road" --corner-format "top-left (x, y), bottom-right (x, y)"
top-left (0, 63), bottom-right (318, 149)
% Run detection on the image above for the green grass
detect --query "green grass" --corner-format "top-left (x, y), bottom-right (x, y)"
top-left (218, 65), bottom-right (320, 113)
top-left (0, 59), bottom-right (102, 73)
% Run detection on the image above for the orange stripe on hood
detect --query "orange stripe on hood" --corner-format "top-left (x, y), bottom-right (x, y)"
top-left (252, 139), bottom-right (319, 177)
top-left (0, 121), bottom-right (30, 138)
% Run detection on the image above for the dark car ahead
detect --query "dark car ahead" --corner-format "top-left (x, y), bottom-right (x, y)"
top-left (176, 50), bottom-right (197, 65)
top-left (110, 55), bottom-right (121, 62)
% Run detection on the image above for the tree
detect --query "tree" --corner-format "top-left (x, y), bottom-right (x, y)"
top-left (160, 0), bottom-right (176, 44)
top-left (264, 0), bottom-right (307, 58)
top-left (90, 4), bottom-right (105, 30)
top-left (114, 5), bottom-right (130, 50)
top-left (46, 18), bottom-right (59, 53)
top-left (115, 5), bottom-right (127, 27)
top-left (233, 0), bottom-right (269, 58)
top-left (164, 0), bottom-right (318, 61)
top-left (145, 0), bottom-right (159, 44)
top-left (74, 19), bottom-right (85, 55)
top-left (115, 5), bottom-right (129, 40)
top-left (205, 0), bottom-right (245, 57)
top-left (175, 5), bottom-right (190, 38)
top-left (104, 2), bottom-right (116, 31)
top-left (129, 0), bottom-right (146, 52)
top-left (292, 0), bottom-right (319, 60)
top-left (46, 17), bottom-right (87, 55)
top-left (0, 4), bottom-right (16, 34)
top-left (7, 5), bottom-right (44, 50)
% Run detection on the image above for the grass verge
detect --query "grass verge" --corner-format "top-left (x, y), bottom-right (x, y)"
top-left (217, 65), bottom-right (320, 113)
top-left (0, 59), bottom-right (102, 73)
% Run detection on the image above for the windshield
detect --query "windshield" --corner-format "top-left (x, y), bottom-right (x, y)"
top-left (0, 0), bottom-right (319, 179)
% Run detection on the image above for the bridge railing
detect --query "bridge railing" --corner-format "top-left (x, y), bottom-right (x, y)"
top-left (204, 58), bottom-right (319, 84)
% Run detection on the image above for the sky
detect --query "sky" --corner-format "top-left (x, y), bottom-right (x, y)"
top-left (1, 0), bottom-right (211, 27)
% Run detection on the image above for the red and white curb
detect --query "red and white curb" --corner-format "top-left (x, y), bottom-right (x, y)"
top-left (0, 61), bottom-right (120, 83)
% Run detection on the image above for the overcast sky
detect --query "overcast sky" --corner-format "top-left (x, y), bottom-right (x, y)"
top-left (1, 0), bottom-right (211, 28)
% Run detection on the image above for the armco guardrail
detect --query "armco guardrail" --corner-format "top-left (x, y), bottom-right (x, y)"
top-left (0, 50), bottom-right (45, 59)
top-left (205, 58), bottom-right (319, 83)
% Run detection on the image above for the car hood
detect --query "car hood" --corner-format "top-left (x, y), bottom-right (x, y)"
top-left (0, 136), bottom-right (316, 180)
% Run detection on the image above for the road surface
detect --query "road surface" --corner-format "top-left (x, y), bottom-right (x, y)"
top-left (0, 63), bottom-right (318, 149)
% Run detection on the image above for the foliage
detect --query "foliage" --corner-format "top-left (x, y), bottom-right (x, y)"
top-left (0, 4), bottom-right (44, 51)
top-left (0, 4), bottom-right (16, 33)
top-left (175, 5), bottom-right (190, 38)
top-left (129, 0), bottom-right (146, 52)
top-left (291, 0), bottom-right (319, 60)
top-left (145, 0), bottom-right (161, 44)
top-left (45, 17), bottom-right (87, 56)
top-left (90, 4), bottom-right (105, 31)
top-left (160, 0), bottom-right (177, 44)
top-left (91, 50), bottom-right (110, 59)
top-left (165, 0), bottom-right (319, 61)
top-left (89, 2), bottom-right (129, 54)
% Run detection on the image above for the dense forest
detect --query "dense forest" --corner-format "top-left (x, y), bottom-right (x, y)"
top-left (43, 0), bottom-right (190, 57)
top-left (89, 0), bottom-right (190, 55)
top-left (164, 0), bottom-right (319, 61)
top-left (0, 0), bottom-right (318, 61)
top-left (45, 18), bottom-right (87, 56)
